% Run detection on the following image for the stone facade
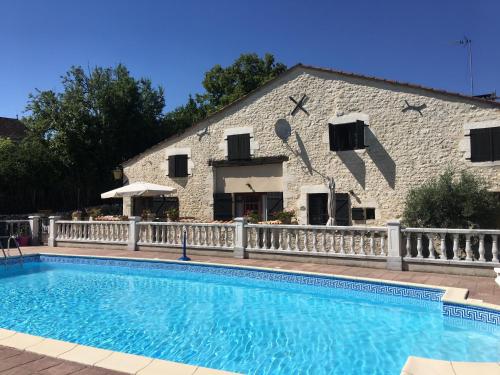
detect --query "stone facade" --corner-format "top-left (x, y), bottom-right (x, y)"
top-left (123, 65), bottom-right (500, 225)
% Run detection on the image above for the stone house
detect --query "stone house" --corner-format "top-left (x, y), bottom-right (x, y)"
top-left (122, 64), bottom-right (500, 225)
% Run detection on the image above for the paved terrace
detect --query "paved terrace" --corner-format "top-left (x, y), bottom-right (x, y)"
top-left (23, 245), bottom-right (500, 305)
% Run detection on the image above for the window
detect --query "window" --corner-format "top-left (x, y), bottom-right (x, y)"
top-left (227, 134), bottom-right (251, 160)
top-left (470, 127), bottom-right (500, 162)
top-left (329, 120), bottom-right (366, 151)
top-left (168, 155), bottom-right (188, 177)
top-left (351, 207), bottom-right (376, 221)
top-left (213, 193), bottom-right (233, 221)
top-left (307, 193), bottom-right (350, 225)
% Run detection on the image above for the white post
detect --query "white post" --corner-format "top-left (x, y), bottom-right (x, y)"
top-left (127, 216), bottom-right (141, 251)
top-left (28, 215), bottom-right (41, 245)
top-left (233, 217), bottom-right (247, 259)
top-left (48, 216), bottom-right (61, 247)
top-left (386, 220), bottom-right (403, 270)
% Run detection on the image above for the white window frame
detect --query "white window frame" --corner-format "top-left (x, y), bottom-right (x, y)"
top-left (460, 120), bottom-right (500, 167)
top-left (165, 147), bottom-right (194, 176)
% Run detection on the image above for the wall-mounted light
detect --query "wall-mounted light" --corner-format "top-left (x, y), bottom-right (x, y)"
top-left (246, 183), bottom-right (255, 192)
top-left (112, 167), bottom-right (123, 181)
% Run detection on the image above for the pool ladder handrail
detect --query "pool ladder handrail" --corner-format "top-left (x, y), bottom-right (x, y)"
top-left (0, 235), bottom-right (23, 265)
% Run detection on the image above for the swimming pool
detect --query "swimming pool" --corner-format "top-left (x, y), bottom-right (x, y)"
top-left (0, 254), bottom-right (499, 375)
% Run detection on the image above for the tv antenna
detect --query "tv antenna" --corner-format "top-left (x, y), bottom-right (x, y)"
top-left (453, 36), bottom-right (473, 95)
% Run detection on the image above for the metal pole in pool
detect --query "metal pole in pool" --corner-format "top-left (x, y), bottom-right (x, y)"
top-left (178, 228), bottom-right (191, 261)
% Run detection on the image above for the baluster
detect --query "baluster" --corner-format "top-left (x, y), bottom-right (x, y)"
top-left (349, 232), bottom-right (355, 254)
top-left (277, 228), bottom-right (283, 250)
top-left (452, 234), bottom-right (459, 260)
top-left (492, 235), bottom-right (499, 262)
top-left (381, 232), bottom-right (386, 255)
top-left (440, 233), bottom-right (447, 260)
top-left (427, 234), bottom-right (435, 259)
top-left (303, 229), bottom-right (308, 252)
top-left (224, 226), bottom-right (229, 247)
top-left (261, 228), bottom-right (267, 250)
top-left (209, 226), bottom-right (214, 247)
top-left (312, 229), bottom-right (317, 252)
top-left (161, 226), bottom-right (166, 244)
top-left (478, 234), bottom-right (485, 262)
top-left (359, 231), bottom-right (365, 255)
top-left (269, 228), bottom-right (275, 250)
top-left (322, 229), bottom-right (327, 252)
top-left (405, 233), bottom-right (411, 257)
top-left (339, 231), bottom-right (345, 254)
top-left (330, 230), bottom-right (336, 253)
top-left (465, 234), bottom-right (472, 261)
top-left (369, 231), bottom-right (375, 255)
top-left (295, 229), bottom-right (300, 251)
top-left (286, 229), bottom-right (291, 251)
top-left (416, 233), bottom-right (423, 258)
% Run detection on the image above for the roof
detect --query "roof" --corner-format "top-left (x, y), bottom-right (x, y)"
top-left (123, 63), bottom-right (500, 166)
top-left (0, 117), bottom-right (27, 141)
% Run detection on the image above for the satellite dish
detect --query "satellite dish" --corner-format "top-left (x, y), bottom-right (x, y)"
top-left (274, 119), bottom-right (291, 142)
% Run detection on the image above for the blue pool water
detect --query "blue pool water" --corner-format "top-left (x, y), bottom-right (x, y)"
top-left (0, 256), bottom-right (499, 375)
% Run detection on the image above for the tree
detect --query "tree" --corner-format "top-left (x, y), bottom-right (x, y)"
top-left (196, 53), bottom-right (287, 113)
top-left (24, 64), bottom-right (166, 209)
top-left (402, 169), bottom-right (499, 229)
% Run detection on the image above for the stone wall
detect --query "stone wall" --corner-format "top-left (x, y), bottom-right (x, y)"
top-left (123, 66), bottom-right (500, 224)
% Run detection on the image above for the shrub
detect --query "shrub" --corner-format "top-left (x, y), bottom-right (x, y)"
top-left (402, 169), bottom-right (499, 229)
top-left (271, 209), bottom-right (296, 224)
top-left (165, 208), bottom-right (179, 222)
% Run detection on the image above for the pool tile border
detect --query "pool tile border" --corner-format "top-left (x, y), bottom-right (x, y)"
top-left (37, 254), bottom-right (445, 301)
top-left (7, 252), bottom-right (500, 326)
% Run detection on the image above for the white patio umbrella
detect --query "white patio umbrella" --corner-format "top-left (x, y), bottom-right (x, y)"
top-left (326, 177), bottom-right (336, 226)
top-left (101, 182), bottom-right (176, 199)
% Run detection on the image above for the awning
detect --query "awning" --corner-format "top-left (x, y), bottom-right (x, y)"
top-left (101, 182), bottom-right (176, 199)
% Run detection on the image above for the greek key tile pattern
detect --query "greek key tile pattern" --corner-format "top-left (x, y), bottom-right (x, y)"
top-left (443, 303), bottom-right (500, 326)
top-left (36, 254), bottom-right (443, 301)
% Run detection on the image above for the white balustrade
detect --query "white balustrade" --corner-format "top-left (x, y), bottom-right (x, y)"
top-left (55, 220), bottom-right (129, 244)
top-left (245, 224), bottom-right (387, 257)
top-left (137, 222), bottom-right (235, 249)
top-left (402, 228), bottom-right (500, 263)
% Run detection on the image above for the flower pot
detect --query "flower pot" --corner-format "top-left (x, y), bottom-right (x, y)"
top-left (17, 235), bottom-right (30, 246)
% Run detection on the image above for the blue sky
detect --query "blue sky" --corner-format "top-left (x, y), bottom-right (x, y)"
top-left (1, 0), bottom-right (499, 118)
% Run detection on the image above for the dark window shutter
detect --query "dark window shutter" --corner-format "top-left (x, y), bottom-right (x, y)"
top-left (308, 193), bottom-right (329, 225)
top-left (329, 124), bottom-right (336, 151)
top-left (238, 134), bottom-right (251, 159)
top-left (174, 155), bottom-right (188, 177)
top-left (213, 193), bottom-right (233, 221)
top-left (470, 128), bottom-right (492, 162)
top-left (365, 208), bottom-right (375, 220)
top-left (335, 193), bottom-right (350, 226)
top-left (355, 120), bottom-right (366, 149)
top-left (168, 156), bottom-right (175, 177)
top-left (266, 192), bottom-right (283, 219)
top-left (493, 127), bottom-right (500, 161)
top-left (227, 135), bottom-right (239, 160)
top-left (351, 208), bottom-right (365, 220)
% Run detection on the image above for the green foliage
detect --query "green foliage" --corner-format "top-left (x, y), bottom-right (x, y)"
top-left (402, 169), bottom-right (499, 229)
top-left (272, 209), bottom-right (296, 224)
top-left (165, 207), bottom-right (179, 221)
top-left (197, 53), bottom-right (287, 113)
top-left (1, 54), bottom-right (286, 214)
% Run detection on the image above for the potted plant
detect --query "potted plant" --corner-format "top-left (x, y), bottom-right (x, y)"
top-left (71, 210), bottom-right (83, 221)
top-left (273, 209), bottom-right (296, 224)
top-left (245, 210), bottom-right (260, 224)
top-left (16, 227), bottom-right (30, 246)
top-left (87, 208), bottom-right (102, 221)
top-left (141, 209), bottom-right (155, 221)
top-left (165, 208), bottom-right (179, 222)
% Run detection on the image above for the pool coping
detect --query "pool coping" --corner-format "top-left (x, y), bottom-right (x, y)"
top-left (1, 251), bottom-right (499, 375)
